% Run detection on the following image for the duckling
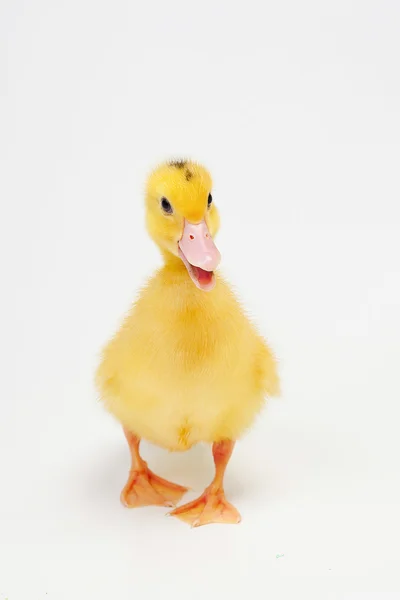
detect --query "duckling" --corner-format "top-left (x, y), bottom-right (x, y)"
top-left (96, 159), bottom-right (279, 527)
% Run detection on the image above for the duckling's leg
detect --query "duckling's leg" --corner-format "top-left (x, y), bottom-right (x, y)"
top-left (120, 429), bottom-right (188, 508)
top-left (169, 440), bottom-right (241, 527)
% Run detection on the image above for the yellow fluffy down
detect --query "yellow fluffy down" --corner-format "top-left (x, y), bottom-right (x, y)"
top-left (96, 265), bottom-right (279, 452)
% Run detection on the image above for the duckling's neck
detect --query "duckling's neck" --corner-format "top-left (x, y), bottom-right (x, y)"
top-left (155, 250), bottom-right (226, 316)
top-left (159, 250), bottom-right (206, 302)
top-left (160, 250), bottom-right (185, 271)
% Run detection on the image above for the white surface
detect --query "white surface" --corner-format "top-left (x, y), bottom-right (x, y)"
top-left (1, 1), bottom-right (400, 598)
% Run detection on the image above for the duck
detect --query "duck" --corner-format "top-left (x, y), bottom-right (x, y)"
top-left (96, 159), bottom-right (279, 527)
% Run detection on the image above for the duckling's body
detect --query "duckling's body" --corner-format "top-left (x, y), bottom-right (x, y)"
top-left (98, 265), bottom-right (278, 452)
top-left (96, 160), bottom-right (279, 527)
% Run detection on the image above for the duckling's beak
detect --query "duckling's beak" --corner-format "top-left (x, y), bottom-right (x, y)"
top-left (178, 220), bottom-right (221, 291)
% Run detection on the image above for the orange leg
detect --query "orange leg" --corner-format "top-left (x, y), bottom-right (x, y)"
top-left (169, 440), bottom-right (241, 527)
top-left (120, 429), bottom-right (188, 508)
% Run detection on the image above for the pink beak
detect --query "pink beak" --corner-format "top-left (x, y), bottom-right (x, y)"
top-left (178, 220), bottom-right (221, 291)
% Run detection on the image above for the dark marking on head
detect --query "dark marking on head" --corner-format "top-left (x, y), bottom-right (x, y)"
top-left (185, 169), bottom-right (193, 181)
top-left (168, 160), bottom-right (187, 169)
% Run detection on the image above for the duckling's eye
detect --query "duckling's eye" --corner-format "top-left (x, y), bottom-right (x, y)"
top-left (208, 193), bottom-right (213, 208)
top-left (161, 197), bottom-right (173, 214)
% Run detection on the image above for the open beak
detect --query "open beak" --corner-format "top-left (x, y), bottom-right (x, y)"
top-left (178, 220), bottom-right (221, 291)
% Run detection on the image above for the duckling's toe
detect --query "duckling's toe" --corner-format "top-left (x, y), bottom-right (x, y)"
top-left (169, 487), bottom-right (241, 527)
top-left (121, 468), bottom-right (188, 508)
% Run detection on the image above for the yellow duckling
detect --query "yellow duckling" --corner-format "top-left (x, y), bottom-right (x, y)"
top-left (96, 159), bottom-right (279, 527)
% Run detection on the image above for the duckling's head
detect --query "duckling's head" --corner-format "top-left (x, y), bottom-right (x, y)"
top-left (145, 160), bottom-right (221, 291)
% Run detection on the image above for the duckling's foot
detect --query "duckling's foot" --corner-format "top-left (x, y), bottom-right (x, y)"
top-left (121, 467), bottom-right (188, 509)
top-left (169, 486), bottom-right (241, 527)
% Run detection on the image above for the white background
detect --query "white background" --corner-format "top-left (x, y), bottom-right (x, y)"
top-left (1, 0), bottom-right (400, 598)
